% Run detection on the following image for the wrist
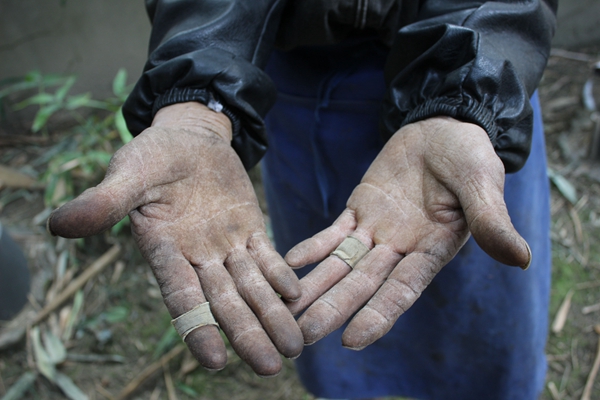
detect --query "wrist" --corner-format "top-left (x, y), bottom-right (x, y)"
top-left (152, 102), bottom-right (233, 142)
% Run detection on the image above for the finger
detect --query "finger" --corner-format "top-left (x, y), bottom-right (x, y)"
top-left (284, 209), bottom-right (357, 268)
top-left (247, 233), bottom-right (301, 302)
top-left (286, 256), bottom-right (350, 316)
top-left (298, 244), bottom-right (401, 345)
top-left (341, 251), bottom-right (441, 350)
top-left (226, 250), bottom-right (303, 359)
top-left (147, 248), bottom-right (227, 370)
top-left (459, 179), bottom-right (530, 269)
top-left (47, 162), bottom-right (142, 238)
top-left (197, 260), bottom-right (283, 377)
top-left (287, 230), bottom-right (376, 315)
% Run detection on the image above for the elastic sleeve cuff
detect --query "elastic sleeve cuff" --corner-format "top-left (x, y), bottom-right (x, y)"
top-left (402, 97), bottom-right (500, 144)
top-left (152, 87), bottom-right (242, 139)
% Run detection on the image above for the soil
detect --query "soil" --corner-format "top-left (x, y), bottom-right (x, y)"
top-left (0, 44), bottom-right (600, 400)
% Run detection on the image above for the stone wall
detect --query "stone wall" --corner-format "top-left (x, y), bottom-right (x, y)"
top-left (0, 0), bottom-right (150, 98)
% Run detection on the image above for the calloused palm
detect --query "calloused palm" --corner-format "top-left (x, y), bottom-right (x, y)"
top-left (48, 103), bottom-right (303, 376)
top-left (285, 117), bottom-right (531, 349)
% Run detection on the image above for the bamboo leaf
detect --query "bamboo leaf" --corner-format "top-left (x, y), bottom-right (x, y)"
top-left (14, 93), bottom-right (54, 109)
top-left (65, 93), bottom-right (92, 110)
top-left (547, 168), bottom-right (578, 205)
top-left (0, 371), bottom-right (38, 400)
top-left (55, 76), bottom-right (76, 102)
top-left (104, 306), bottom-right (129, 324)
top-left (112, 69), bottom-right (128, 98)
top-left (62, 290), bottom-right (84, 342)
top-left (43, 330), bottom-right (67, 365)
top-left (54, 372), bottom-right (89, 400)
top-left (115, 107), bottom-right (133, 144)
top-left (32, 104), bottom-right (61, 132)
top-left (30, 327), bottom-right (57, 382)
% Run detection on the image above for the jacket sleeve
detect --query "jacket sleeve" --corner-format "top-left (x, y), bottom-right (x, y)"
top-left (381, 0), bottom-right (557, 172)
top-left (122, 0), bottom-right (288, 169)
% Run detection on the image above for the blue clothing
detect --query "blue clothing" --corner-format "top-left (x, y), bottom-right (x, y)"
top-left (262, 42), bottom-right (551, 400)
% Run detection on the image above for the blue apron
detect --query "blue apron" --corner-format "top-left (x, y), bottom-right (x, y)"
top-left (262, 41), bottom-right (551, 400)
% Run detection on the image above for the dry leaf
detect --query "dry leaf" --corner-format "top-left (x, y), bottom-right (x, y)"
top-left (0, 165), bottom-right (41, 189)
top-left (552, 290), bottom-right (574, 334)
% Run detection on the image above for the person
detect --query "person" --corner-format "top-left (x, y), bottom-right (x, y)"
top-left (47, 1), bottom-right (557, 399)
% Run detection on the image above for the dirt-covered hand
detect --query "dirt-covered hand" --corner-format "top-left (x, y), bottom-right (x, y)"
top-left (47, 103), bottom-right (303, 376)
top-left (285, 117), bottom-right (531, 349)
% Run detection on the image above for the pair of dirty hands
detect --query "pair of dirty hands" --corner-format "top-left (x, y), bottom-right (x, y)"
top-left (48, 102), bottom-right (530, 377)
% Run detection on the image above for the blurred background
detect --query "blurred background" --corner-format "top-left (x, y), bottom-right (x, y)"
top-left (1, 1), bottom-right (599, 399)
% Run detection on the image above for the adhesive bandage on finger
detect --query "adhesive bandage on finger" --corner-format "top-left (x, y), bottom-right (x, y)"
top-left (331, 236), bottom-right (370, 269)
top-left (171, 302), bottom-right (218, 341)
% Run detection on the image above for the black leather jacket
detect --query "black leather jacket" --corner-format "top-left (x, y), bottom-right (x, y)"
top-left (123, 0), bottom-right (557, 172)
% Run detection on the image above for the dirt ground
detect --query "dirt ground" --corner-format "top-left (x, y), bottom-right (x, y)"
top-left (1, 44), bottom-right (600, 400)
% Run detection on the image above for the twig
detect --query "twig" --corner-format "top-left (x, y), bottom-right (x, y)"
top-left (115, 345), bottom-right (185, 400)
top-left (547, 381), bottom-right (561, 400)
top-left (550, 48), bottom-right (596, 63)
top-left (163, 364), bottom-right (178, 400)
top-left (0, 135), bottom-right (50, 147)
top-left (582, 303), bottom-right (600, 315)
top-left (149, 387), bottom-right (162, 400)
top-left (110, 261), bottom-right (125, 285)
top-left (576, 280), bottom-right (600, 290)
top-left (66, 354), bottom-right (125, 364)
top-left (0, 367), bottom-right (5, 397)
top-left (572, 338), bottom-right (580, 372)
top-left (32, 245), bottom-right (120, 325)
top-left (552, 290), bottom-right (574, 334)
top-left (95, 382), bottom-right (115, 400)
top-left (580, 325), bottom-right (600, 400)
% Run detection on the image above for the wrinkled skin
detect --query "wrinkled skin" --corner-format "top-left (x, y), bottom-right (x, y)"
top-left (285, 117), bottom-right (531, 349)
top-left (48, 102), bottom-right (530, 375)
top-left (47, 103), bottom-right (303, 377)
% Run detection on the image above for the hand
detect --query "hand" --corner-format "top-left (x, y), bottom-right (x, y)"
top-left (47, 103), bottom-right (303, 376)
top-left (285, 117), bottom-right (531, 349)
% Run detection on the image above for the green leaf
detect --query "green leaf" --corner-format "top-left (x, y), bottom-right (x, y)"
top-left (65, 93), bottom-right (92, 110)
top-left (54, 372), bottom-right (89, 400)
top-left (115, 108), bottom-right (133, 144)
top-left (43, 331), bottom-right (67, 365)
top-left (176, 382), bottom-right (199, 397)
top-left (82, 151), bottom-right (113, 169)
top-left (547, 168), bottom-right (578, 205)
top-left (152, 325), bottom-right (179, 360)
top-left (104, 306), bottom-right (129, 323)
top-left (31, 327), bottom-right (57, 382)
top-left (110, 215), bottom-right (130, 235)
top-left (62, 290), bottom-right (84, 342)
top-left (112, 69), bottom-right (128, 97)
top-left (32, 103), bottom-right (61, 132)
top-left (0, 371), bottom-right (38, 400)
top-left (14, 93), bottom-right (55, 109)
top-left (55, 76), bottom-right (76, 101)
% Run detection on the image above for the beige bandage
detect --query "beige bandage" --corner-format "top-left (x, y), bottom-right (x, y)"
top-left (171, 302), bottom-right (218, 341)
top-left (331, 236), bottom-right (370, 269)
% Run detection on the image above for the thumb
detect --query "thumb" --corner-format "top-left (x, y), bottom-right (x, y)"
top-left (47, 172), bottom-right (141, 239)
top-left (460, 182), bottom-right (531, 270)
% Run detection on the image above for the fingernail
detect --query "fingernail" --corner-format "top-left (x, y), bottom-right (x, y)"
top-left (203, 366), bottom-right (225, 372)
top-left (342, 344), bottom-right (366, 351)
top-left (46, 213), bottom-right (57, 237)
top-left (257, 371), bottom-right (281, 379)
top-left (520, 241), bottom-right (532, 271)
